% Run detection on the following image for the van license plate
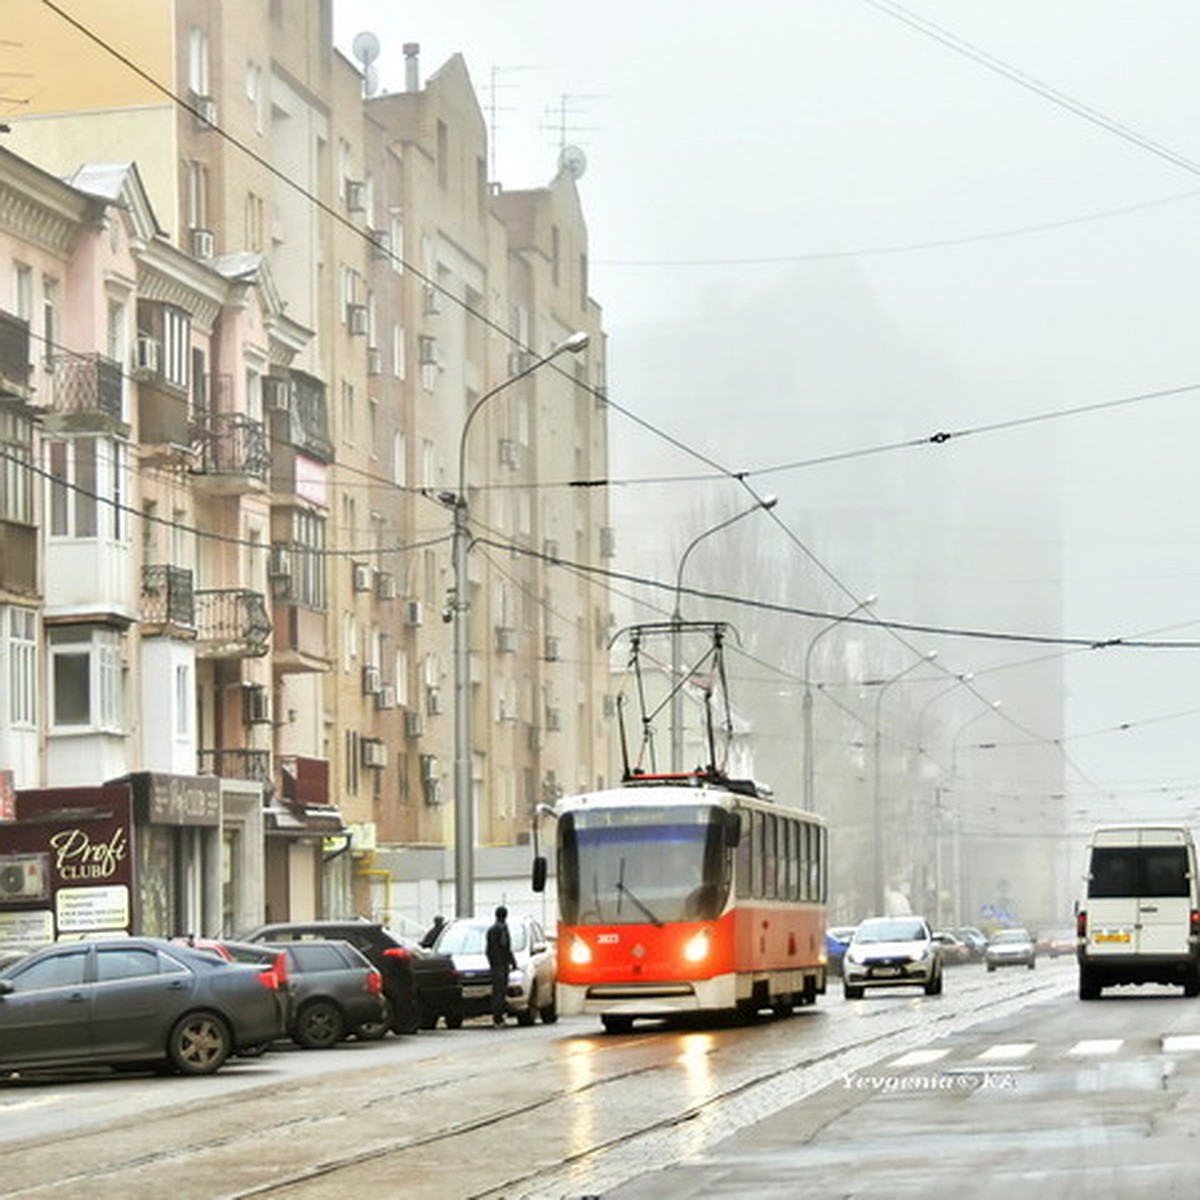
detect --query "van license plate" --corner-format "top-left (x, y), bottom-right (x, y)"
top-left (1095, 931), bottom-right (1131, 943)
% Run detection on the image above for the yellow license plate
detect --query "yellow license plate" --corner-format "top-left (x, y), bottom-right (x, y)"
top-left (1095, 931), bottom-right (1131, 944)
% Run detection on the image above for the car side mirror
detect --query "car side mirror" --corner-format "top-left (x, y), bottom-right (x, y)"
top-left (532, 855), bottom-right (547, 893)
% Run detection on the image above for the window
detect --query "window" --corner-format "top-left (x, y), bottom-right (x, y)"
top-left (96, 946), bottom-right (163, 982)
top-left (163, 307), bottom-right (190, 389)
top-left (47, 437), bottom-right (126, 541)
top-left (6, 607), bottom-right (37, 728)
top-left (292, 509), bottom-right (326, 610)
top-left (245, 191), bottom-right (265, 250)
top-left (391, 430), bottom-right (406, 486)
top-left (11, 949), bottom-right (87, 990)
top-left (436, 119), bottom-right (448, 188)
top-left (42, 277), bottom-right (58, 365)
top-left (188, 28), bottom-right (210, 96)
top-left (186, 160), bottom-right (209, 231)
top-left (13, 263), bottom-right (32, 320)
top-left (175, 663), bottom-right (191, 738)
top-left (0, 409), bottom-right (33, 524)
top-left (50, 626), bottom-right (125, 732)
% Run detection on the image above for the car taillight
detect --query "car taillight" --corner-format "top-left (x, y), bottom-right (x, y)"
top-left (383, 946), bottom-right (410, 962)
top-left (1076, 910), bottom-right (1088, 939)
top-left (1191, 910), bottom-right (1200, 938)
top-left (366, 968), bottom-right (383, 995)
top-left (256, 950), bottom-right (289, 991)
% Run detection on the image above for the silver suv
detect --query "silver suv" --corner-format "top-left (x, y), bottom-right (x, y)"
top-left (842, 916), bottom-right (943, 999)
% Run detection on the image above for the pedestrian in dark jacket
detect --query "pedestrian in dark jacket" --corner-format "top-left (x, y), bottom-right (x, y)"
top-left (486, 905), bottom-right (517, 1026)
top-left (420, 915), bottom-right (446, 949)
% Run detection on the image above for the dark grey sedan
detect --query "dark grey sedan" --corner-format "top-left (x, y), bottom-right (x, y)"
top-left (0, 937), bottom-right (286, 1076)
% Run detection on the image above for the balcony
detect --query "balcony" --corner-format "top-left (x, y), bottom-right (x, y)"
top-left (0, 311), bottom-right (32, 404)
top-left (266, 369), bottom-right (333, 466)
top-left (140, 564), bottom-right (196, 634)
top-left (46, 352), bottom-right (126, 435)
top-left (271, 602), bottom-right (330, 674)
top-left (194, 588), bottom-right (271, 658)
top-left (190, 412), bottom-right (269, 492)
top-left (198, 748), bottom-right (271, 784)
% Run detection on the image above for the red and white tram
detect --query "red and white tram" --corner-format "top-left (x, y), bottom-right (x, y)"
top-left (535, 771), bottom-right (829, 1032)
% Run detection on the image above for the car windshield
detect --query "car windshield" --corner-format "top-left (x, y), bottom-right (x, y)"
top-left (855, 919), bottom-right (926, 943)
top-left (992, 930), bottom-right (1030, 944)
top-left (438, 922), bottom-right (529, 955)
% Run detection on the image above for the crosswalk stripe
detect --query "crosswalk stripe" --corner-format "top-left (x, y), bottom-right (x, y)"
top-left (1067, 1039), bottom-right (1122, 1056)
top-left (976, 1042), bottom-right (1036, 1061)
top-left (889, 1048), bottom-right (951, 1067)
top-left (1161, 1034), bottom-right (1200, 1053)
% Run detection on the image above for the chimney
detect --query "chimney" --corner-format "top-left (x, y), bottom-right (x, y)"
top-left (404, 43), bottom-right (420, 92)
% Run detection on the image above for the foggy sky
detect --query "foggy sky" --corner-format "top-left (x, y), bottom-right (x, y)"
top-left (334, 1), bottom-right (1200, 827)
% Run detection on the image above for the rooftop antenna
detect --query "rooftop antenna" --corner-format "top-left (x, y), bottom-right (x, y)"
top-left (543, 92), bottom-right (605, 164)
top-left (352, 30), bottom-right (381, 98)
top-left (483, 64), bottom-right (542, 185)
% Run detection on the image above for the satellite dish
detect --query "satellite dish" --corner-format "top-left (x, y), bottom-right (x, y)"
top-left (352, 30), bottom-right (381, 66)
top-left (559, 144), bottom-right (587, 180)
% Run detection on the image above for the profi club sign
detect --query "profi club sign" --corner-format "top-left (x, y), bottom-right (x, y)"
top-left (0, 783), bottom-right (134, 948)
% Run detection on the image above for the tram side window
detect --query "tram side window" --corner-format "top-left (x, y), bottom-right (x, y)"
top-left (764, 814), bottom-right (777, 898)
top-left (791, 821), bottom-right (802, 900)
top-left (736, 808), bottom-right (752, 898)
top-left (811, 825), bottom-right (825, 901)
top-left (750, 810), bottom-right (763, 897)
top-left (780, 818), bottom-right (792, 900)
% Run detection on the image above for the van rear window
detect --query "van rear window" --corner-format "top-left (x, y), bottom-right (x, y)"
top-left (1089, 846), bottom-right (1190, 899)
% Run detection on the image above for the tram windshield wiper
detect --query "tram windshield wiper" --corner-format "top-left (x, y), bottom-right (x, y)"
top-left (615, 859), bottom-right (663, 927)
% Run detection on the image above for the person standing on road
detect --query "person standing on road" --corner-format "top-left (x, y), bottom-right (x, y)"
top-left (486, 905), bottom-right (517, 1027)
top-left (420, 915), bottom-right (446, 948)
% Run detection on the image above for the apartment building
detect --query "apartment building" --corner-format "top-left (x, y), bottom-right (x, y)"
top-left (1, 0), bottom-right (610, 930)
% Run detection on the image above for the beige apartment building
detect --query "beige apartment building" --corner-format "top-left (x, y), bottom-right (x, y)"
top-left (1, 0), bottom-right (611, 929)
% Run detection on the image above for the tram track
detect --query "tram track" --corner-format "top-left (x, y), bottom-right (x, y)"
top-left (0, 965), bottom-right (1075, 1199)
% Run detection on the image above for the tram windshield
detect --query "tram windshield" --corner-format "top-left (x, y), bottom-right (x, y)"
top-left (558, 803), bottom-right (731, 925)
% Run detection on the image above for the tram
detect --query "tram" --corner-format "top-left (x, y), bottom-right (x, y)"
top-left (532, 623), bottom-right (829, 1032)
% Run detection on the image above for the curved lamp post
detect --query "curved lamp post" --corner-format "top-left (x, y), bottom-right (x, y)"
top-left (449, 330), bottom-right (589, 917)
top-left (669, 495), bottom-right (777, 772)
top-left (802, 595), bottom-right (876, 812)
top-left (943, 699), bottom-right (1001, 926)
top-left (871, 650), bottom-right (938, 914)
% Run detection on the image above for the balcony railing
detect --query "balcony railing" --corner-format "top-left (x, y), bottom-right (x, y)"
top-left (194, 588), bottom-right (272, 657)
top-left (198, 748), bottom-right (271, 783)
top-left (267, 369), bottom-right (333, 463)
top-left (0, 311), bottom-right (32, 402)
top-left (140, 564), bottom-right (196, 630)
top-left (190, 412), bottom-right (269, 486)
top-left (50, 352), bottom-right (124, 425)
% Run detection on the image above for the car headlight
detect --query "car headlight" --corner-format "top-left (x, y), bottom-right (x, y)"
top-left (568, 936), bottom-right (592, 966)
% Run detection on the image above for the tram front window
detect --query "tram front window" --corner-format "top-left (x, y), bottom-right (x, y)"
top-left (559, 805), bottom-right (729, 925)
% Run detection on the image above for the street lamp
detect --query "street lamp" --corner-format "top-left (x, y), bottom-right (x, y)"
top-left (915, 672), bottom-right (974, 763)
top-left (871, 649), bottom-right (938, 914)
top-left (669, 495), bottom-right (777, 772)
top-left (945, 699), bottom-right (1001, 927)
top-left (449, 330), bottom-right (589, 918)
top-left (802, 595), bottom-right (876, 812)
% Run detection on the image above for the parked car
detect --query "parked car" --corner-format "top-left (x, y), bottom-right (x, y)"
top-left (985, 927), bottom-right (1037, 971)
top-left (0, 937), bottom-right (286, 1076)
top-left (824, 925), bottom-right (857, 976)
top-left (932, 930), bottom-right (973, 965)
top-left (842, 916), bottom-right (943, 999)
top-left (245, 919), bottom-right (462, 1032)
top-left (953, 927), bottom-right (988, 961)
top-left (434, 914), bottom-right (557, 1025)
top-left (182, 937), bottom-right (388, 1048)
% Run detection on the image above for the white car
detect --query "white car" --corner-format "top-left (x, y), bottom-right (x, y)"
top-left (985, 928), bottom-right (1036, 971)
top-left (842, 916), bottom-right (943, 999)
top-left (434, 915), bottom-right (557, 1025)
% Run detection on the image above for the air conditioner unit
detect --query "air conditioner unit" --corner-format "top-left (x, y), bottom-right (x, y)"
top-left (361, 738), bottom-right (387, 768)
top-left (243, 683), bottom-right (271, 725)
top-left (191, 228), bottom-right (215, 259)
top-left (544, 635), bottom-right (560, 662)
top-left (376, 572), bottom-right (396, 601)
top-left (0, 854), bottom-right (47, 900)
top-left (405, 710), bottom-right (425, 738)
top-left (368, 228), bottom-right (390, 259)
top-left (366, 347), bottom-right (383, 376)
top-left (495, 625), bottom-right (517, 654)
top-left (600, 526), bottom-right (616, 559)
top-left (546, 707), bottom-right (562, 732)
top-left (498, 439), bottom-right (520, 469)
top-left (405, 600), bottom-right (423, 627)
top-left (268, 543), bottom-right (293, 578)
top-left (362, 664), bottom-right (381, 695)
top-left (417, 336), bottom-right (438, 366)
top-left (131, 335), bottom-right (161, 380)
top-left (346, 303), bottom-right (369, 336)
top-left (497, 697), bottom-right (518, 723)
top-left (193, 93), bottom-right (217, 129)
top-left (420, 753), bottom-right (438, 781)
top-left (602, 693), bottom-right (617, 718)
top-left (507, 350), bottom-right (531, 375)
top-left (422, 285), bottom-right (442, 315)
top-left (376, 684), bottom-right (396, 711)
top-left (425, 686), bottom-right (443, 716)
top-left (345, 180), bottom-right (367, 212)
top-left (352, 562), bottom-right (372, 593)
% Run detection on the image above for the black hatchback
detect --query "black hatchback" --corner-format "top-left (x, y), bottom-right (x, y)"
top-left (245, 920), bottom-right (463, 1033)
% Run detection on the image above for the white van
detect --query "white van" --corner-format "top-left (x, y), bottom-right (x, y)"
top-left (1076, 824), bottom-right (1200, 999)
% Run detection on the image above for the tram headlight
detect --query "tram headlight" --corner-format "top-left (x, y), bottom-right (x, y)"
top-left (683, 930), bottom-right (711, 963)
top-left (568, 936), bottom-right (592, 966)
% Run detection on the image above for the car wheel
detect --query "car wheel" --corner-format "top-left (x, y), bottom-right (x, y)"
top-left (843, 983), bottom-right (864, 1000)
top-left (925, 969), bottom-right (943, 996)
top-left (1028, 960), bottom-right (1036, 970)
top-left (987, 963), bottom-right (995, 972)
top-left (539, 996), bottom-right (558, 1024)
top-left (1078, 966), bottom-right (1101, 1000)
top-left (444, 1011), bottom-right (464, 1030)
top-left (516, 1005), bottom-right (536, 1027)
top-left (294, 999), bottom-right (345, 1049)
top-left (168, 1011), bottom-right (231, 1076)
top-left (1185, 967), bottom-right (1200, 998)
